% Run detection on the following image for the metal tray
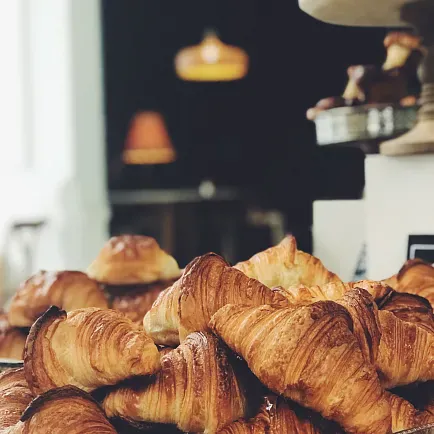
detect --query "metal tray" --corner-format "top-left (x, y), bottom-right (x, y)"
top-left (314, 103), bottom-right (418, 151)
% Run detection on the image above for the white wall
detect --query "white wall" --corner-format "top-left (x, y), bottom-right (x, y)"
top-left (365, 154), bottom-right (434, 280)
top-left (313, 200), bottom-right (365, 281)
top-left (0, 0), bottom-right (109, 300)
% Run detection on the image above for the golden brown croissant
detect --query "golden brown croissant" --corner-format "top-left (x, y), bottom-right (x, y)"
top-left (234, 236), bottom-right (341, 289)
top-left (7, 271), bottom-right (108, 327)
top-left (210, 303), bottom-right (391, 434)
top-left (24, 306), bottom-right (160, 395)
top-left (386, 391), bottom-right (434, 433)
top-left (0, 313), bottom-right (26, 360)
top-left (217, 395), bottom-right (341, 434)
top-left (143, 253), bottom-right (289, 346)
top-left (282, 280), bottom-right (392, 305)
top-left (378, 291), bottom-right (434, 334)
top-left (103, 332), bottom-right (248, 434)
top-left (376, 310), bottom-right (434, 388)
top-left (0, 368), bottom-right (33, 432)
top-left (10, 386), bottom-right (117, 433)
top-left (87, 235), bottom-right (181, 285)
top-left (384, 259), bottom-right (434, 308)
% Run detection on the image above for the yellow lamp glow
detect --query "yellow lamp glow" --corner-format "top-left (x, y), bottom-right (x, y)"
top-left (175, 30), bottom-right (249, 82)
top-left (123, 111), bottom-right (176, 165)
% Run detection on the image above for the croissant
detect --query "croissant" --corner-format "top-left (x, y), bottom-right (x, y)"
top-left (7, 271), bottom-right (108, 327)
top-left (0, 368), bottom-right (33, 432)
top-left (0, 313), bottom-right (26, 360)
top-left (283, 280), bottom-right (392, 305)
top-left (334, 288), bottom-right (381, 365)
top-left (103, 332), bottom-right (248, 434)
top-left (111, 280), bottom-right (172, 326)
top-left (234, 236), bottom-right (341, 289)
top-left (10, 386), bottom-right (117, 433)
top-left (376, 310), bottom-right (434, 388)
top-left (24, 306), bottom-right (160, 395)
top-left (217, 395), bottom-right (341, 434)
top-left (210, 303), bottom-right (392, 434)
top-left (143, 253), bottom-right (289, 346)
top-left (378, 291), bottom-right (434, 334)
top-left (87, 235), bottom-right (181, 285)
top-left (384, 259), bottom-right (434, 308)
top-left (386, 391), bottom-right (434, 433)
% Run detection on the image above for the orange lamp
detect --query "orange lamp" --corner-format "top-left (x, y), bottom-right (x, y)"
top-left (123, 111), bottom-right (176, 165)
top-left (175, 30), bottom-right (249, 82)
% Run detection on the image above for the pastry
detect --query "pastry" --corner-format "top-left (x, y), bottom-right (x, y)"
top-left (24, 306), bottom-right (160, 394)
top-left (143, 253), bottom-right (289, 346)
top-left (0, 312), bottom-right (26, 360)
top-left (335, 288), bottom-right (381, 365)
top-left (111, 280), bottom-right (175, 326)
top-left (217, 395), bottom-right (342, 434)
top-left (87, 235), bottom-right (181, 285)
top-left (386, 391), bottom-right (434, 433)
top-left (87, 235), bottom-right (181, 326)
top-left (383, 32), bottom-right (424, 72)
top-left (384, 259), bottom-right (434, 309)
top-left (307, 32), bottom-right (423, 120)
top-left (210, 302), bottom-right (391, 434)
top-left (281, 283), bottom-right (434, 388)
top-left (234, 235), bottom-right (341, 290)
top-left (0, 368), bottom-right (33, 432)
top-left (282, 279), bottom-right (391, 305)
top-left (12, 386), bottom-right (117, 433)
top-left (378, 291), bottom-right (434, 334)
top-left (376, 310), bottom-right (434, 388)
top-left (7, 271), bottom-right (108, 328)
top-left (103, 332), bottom-right (248, 434)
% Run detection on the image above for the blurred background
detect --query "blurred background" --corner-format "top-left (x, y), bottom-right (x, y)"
top-left (0, 0), bottom-right (389, 299)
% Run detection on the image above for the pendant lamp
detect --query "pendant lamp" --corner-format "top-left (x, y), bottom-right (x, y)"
top-left (175, 29), bottom-right (249, 82)
top-left (123, 111), bottom-right (176, 165)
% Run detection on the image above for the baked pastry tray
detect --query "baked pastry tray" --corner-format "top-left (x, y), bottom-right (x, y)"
top-left (0, 359), bottom-right (432, 433)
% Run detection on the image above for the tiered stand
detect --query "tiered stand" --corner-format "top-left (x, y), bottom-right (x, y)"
top-left (303, 0), bottom-right (434, 298)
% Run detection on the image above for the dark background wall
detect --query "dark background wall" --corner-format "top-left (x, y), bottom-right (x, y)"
top-left (101, 0), bottom-right (388, 261)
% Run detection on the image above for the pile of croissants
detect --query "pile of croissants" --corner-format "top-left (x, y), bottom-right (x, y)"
top-left (1, 234), bottom-right (434, 434)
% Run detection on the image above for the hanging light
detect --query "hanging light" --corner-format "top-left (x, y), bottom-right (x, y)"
top-left (175, 29), bottom-right (249, 82)
top-left (122, 111), bottom-right (176, 165)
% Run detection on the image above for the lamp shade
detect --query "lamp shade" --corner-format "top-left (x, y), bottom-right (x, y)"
top-left (123, 111), bottom-right (176, 165)
top-left (175, 30), bottom-right (249, 82)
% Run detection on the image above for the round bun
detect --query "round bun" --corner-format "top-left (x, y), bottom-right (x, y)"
top-left (87, 235), bottom-right (181, 285)
top-left (8, 271), bottom-right (108, 327)
top-left (384, 32), bottom-right (422, 50)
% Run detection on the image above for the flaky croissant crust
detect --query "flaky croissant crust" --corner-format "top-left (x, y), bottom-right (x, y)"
top-left (376, 310), bottom-right (434, 388)
top-left (87, 235), bottom-right (181, 285)
top-left (7, 270), bottom-right (108, 328)
top-left (386, 392), bottom-right (434, 433)
top-left (103, 332), bottom-right (248, 434)
top-left (218, 395), bottom-right (331, 434)
top-left (0, 313), bottom-right (26, 360)
top-left (0, 368), bottom-right (33, 432)
top-left (24, 306), bottom-right (160, 395)
top-left (210, 302), bottom-right (391, 434)
top-left (385, 259), bottom-right (434, 308)
top-left (143, 253), bottom-right (289, 346)
top-left (234, 236), bottom-right (341, 289)
top-left (16, 386), bottom-right (117, 433)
